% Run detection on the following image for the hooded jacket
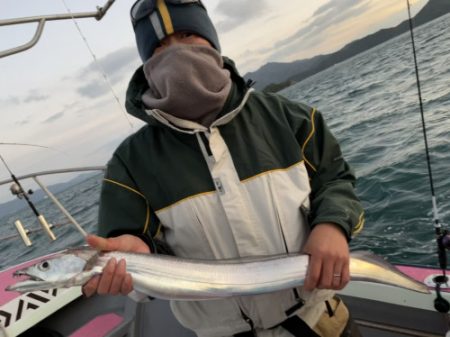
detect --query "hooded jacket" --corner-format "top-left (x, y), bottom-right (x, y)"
top-left (97, 58), bottom-right (364, 336)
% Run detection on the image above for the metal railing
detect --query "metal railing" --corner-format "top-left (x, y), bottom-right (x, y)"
top-left (0, 0), bottom-right (115, 58)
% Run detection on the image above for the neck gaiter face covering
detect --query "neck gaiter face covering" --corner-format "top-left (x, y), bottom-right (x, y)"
top-left (142, 44), bottom-right (232, 126)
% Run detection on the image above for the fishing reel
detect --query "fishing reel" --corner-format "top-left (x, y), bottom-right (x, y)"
top-left (433, 228), bottom-right (450, 313)
top-left (437, 228), bottom-right (450, 271)
top-left (9, 182), bottom-right (33, 199)
top-left (439, 230), bottom-right (450, 250)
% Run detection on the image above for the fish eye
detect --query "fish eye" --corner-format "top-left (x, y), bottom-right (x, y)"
top-left (38, 261), bottom-right (50, 271)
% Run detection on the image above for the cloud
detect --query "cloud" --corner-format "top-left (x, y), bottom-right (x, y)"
top-left (15, 119), bottom-right (30, 126)
top-left (76, 46), bottom-right (140, 99)
top-left (85, 135), bottom-right (127, 159)
top-left (79, 46), bottom-right (139, 83)
top-left (42, 111), bottom-right (64, 124)
top-left (267, 0), bottom-right (371, 60)
top-left (214, 0), bottom-right (269, 33)
top-left (77, 82), bottom-right (110, 99)
top-left (1, 96), bottom-right (20, 106)
top-left (280, 0), bottom-right (370, 47)
top-left (1, 90), bottom-right (48, 107)
top-left (23, 90), bottom-right (48, 103)
top-left (69, 94), bottom-right (130, 128)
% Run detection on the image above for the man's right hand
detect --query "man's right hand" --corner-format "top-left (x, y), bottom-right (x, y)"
top-left (82, 234), bottom-right (150, 297)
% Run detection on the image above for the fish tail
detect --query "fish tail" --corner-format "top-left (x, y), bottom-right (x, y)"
top-left (350, 251), bottom-right (430, 294)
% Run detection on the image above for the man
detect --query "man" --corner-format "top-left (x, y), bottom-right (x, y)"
top-left (83, 0), bottom-right (365, 336)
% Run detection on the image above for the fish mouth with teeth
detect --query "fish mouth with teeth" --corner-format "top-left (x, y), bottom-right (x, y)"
top-left (7, 275), bottom-right (56, 292)
top-left (14, 269), bottom-right (43, 280)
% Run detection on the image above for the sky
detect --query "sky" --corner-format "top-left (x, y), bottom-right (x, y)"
top-left (0, 0), bottom-right (427, 203)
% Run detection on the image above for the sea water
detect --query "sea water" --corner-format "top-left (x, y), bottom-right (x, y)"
top-left (0, 14), bottom-right (449, 269)
top-left (281, 13), bottom-right (450, 267)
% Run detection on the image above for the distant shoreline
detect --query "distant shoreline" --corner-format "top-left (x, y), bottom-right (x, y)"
top-left (244, 0), bottom-right (450, 92)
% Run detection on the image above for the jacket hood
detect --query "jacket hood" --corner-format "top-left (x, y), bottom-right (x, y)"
top-left (125, 57), bottom-right (248, 125)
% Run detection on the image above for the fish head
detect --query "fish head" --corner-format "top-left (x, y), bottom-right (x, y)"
top-left (6, 247), bottom-right (99, 293)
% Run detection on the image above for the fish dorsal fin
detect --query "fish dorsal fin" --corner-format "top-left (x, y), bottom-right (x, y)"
top-left (175, 253), bottom-right (302, 265)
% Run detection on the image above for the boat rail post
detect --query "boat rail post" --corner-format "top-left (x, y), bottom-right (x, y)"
top-left (37, 214), bottom-right (57, 241)
top-left (32, 176), bottom-right (87, 237)
top-left (14, 220), bottom-right (32, 247)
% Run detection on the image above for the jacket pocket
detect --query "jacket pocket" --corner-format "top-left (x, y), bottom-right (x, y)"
top-left (312, 297), bottom-right (350, 337)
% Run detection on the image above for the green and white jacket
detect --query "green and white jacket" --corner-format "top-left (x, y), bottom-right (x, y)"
top-left (98, 59), bottom-right (364, 336)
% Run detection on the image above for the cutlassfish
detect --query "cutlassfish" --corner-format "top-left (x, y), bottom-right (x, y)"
top-left (6, 247), bottom-right (430, 298)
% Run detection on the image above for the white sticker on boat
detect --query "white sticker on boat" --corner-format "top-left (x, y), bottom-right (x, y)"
top-left (0, 289), bottom-right (59, 328)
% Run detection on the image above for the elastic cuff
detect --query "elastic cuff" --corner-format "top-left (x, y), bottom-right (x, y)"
top-left (309, 221), bottom-right (351, 242)
top-left (135, 233), bottom-right (156, 253)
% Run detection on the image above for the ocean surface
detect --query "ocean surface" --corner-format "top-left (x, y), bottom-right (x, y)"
top-left (1, 14), bottom-right (449, 270)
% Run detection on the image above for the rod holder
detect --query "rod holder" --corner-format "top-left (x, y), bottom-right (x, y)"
top-left (14, 220), bottom-right (32, 247)
top-left (37, 215), bottom-right (56, 241)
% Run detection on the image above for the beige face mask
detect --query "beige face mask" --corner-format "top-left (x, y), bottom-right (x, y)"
top-left (142, 44), bottom-right (232, 126)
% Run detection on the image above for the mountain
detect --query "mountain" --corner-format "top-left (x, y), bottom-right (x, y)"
top-left (245, 0), bottom-right (450, 91)
top-left (0, 172), bottom-right (98, 219)
top-left (244, 56), bottom-right (326, 91)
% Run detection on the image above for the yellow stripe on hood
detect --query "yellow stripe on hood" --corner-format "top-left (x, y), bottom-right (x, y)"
top-left (157, 0), bottom-right (174, 35)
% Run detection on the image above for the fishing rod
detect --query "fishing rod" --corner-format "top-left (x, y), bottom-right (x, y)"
top-left (406, 0), bottom-right (450, 316)
top-left (0, 153), bottom-right (56, 241)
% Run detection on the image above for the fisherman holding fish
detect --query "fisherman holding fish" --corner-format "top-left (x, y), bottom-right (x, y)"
top-left (83, 0), bottom-right (365, 336)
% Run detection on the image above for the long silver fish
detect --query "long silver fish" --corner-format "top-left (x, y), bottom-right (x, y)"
top-left (6, 247), bottom-right (430, 298)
